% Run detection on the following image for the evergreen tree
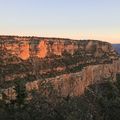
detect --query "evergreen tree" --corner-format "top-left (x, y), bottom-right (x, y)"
top-left (14, 79), bottom-right (27, 108)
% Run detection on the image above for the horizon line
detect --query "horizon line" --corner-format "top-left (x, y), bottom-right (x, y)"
top-left (0, 34), bottom-right (119, 44)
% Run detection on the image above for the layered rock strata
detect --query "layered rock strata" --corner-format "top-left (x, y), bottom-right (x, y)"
top-left (0, 35), bottom-right (120, 100)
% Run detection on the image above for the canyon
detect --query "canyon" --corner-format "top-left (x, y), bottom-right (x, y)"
top-left (0, 35), bottom-right (120, 100)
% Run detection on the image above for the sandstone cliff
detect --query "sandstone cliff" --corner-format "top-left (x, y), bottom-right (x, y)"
top-left (0, 35), bottom-right (120, 100)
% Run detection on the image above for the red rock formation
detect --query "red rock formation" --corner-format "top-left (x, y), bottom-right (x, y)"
top-left (19, 41), bottom-right (30, 60)
top-left (37, 40), bottom-right (47, 58)
top-left (0, 35), bottom-right (120, 100)
top-left (2, 60), bottom-right (120, 99)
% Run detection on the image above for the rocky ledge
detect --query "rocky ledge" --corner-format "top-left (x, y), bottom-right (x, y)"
top-left (0, 35), bottom-right (120, 100)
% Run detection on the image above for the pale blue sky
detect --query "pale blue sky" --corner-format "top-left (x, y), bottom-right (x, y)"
top-left (0, 0), bottom-right (120, 43)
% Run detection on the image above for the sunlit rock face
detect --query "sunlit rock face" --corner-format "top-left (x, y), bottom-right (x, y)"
top-left (1, 36), bottom-right (118, 61)
top-left (19, 41), bottom-right (30, 60)
top-left (36, 40), bottom-right (47, 58)
top-left (0, 35), bottom-right (120, 99)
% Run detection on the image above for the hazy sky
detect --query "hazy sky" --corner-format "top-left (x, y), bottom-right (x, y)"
top-left (0, 0), bottom-right (120, 43)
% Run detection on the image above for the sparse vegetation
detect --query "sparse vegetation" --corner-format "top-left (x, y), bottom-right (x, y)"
top-left (0, 37), bottom-right (120, 120)
top-left (0, 74), bottom-right (120, 120)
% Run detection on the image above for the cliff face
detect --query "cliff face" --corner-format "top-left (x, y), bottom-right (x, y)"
top-left (1, 36), bottom-right (118, 60)
top-left (2, 60), bottom-right (120, 100)
top-left (0, 35), bottom-right (120, 100)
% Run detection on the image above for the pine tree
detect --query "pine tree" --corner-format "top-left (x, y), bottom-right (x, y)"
top-left (14, 79), bottom-right (27, 108)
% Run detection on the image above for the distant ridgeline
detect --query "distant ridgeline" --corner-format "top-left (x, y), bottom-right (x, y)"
top-left (112, 44), bottom-right (120, 54)
top-left (0, 35), bottom-right (120, 99)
